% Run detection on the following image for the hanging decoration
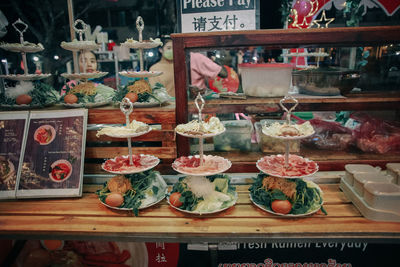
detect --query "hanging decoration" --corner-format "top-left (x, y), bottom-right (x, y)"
top-left (312, 9), bottom-right (335, 28)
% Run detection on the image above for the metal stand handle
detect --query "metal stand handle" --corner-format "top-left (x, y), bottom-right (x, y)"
top-left (12, 19), bottom-right (29, 75)
top-left (120, 97), bottom-right (134, 165)
top-left (194, 93), bottom-right (205, 166)
top-left (136, 16), bottom-right (144, 72)
top-left (279, 95), bottom-right (299, 168)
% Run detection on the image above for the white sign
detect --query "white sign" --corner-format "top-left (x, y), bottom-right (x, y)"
top-left (178, 0), bottom-right (259, 33)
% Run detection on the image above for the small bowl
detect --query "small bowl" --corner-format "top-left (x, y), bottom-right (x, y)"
top-left (353, 173), bottom-right (391, 197)
top-left (344, 164), bottom-right (380, 186)
top-left (364, 182), bottom-right (400, 213)
top-left (386, 163), bottom-right (400, 185)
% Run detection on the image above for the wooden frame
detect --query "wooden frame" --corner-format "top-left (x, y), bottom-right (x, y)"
top-left (171, 26), bottom-right (400, 168)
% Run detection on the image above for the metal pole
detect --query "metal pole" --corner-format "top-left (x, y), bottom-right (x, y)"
top-left (67, 0), bottom-right (79, 73)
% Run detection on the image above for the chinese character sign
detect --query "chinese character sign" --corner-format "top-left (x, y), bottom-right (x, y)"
top-left (178, 0), bottom-right (259, 33)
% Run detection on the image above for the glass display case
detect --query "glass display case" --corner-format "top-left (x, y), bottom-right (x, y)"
top-left (171, 26), bottom-right (400, 172)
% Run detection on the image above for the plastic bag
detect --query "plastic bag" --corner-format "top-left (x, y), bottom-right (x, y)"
top-left (291, 115), bottom-right (355, 151)
top-left (351, 112), bottom-right (400, 154)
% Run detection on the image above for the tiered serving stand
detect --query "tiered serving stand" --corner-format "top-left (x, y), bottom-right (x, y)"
top-left (60, 19), bottom-right (109, 107)
top-left (0, 19), bottom-right (51, 82)
top-left (252, 95), bottom-right (323, 216)
top-left (0, 19), bottom-right (54, 109)
top-left (169, 93), bottom-right (236, 214)
top-left (98, 98), bottom-right (167, 210)
top-left (120, 16), bottom-right (163, 80)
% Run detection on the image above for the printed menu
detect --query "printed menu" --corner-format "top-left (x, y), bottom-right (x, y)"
top-left (0, 109), bottom-right (87, 199)
top-left (0, 111), bottom-right (29, 199)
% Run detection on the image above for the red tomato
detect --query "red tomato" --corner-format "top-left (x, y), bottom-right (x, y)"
top-left (169, 192), bottom-right (183, 207)
top-left (271, 199), bottom-right (292, 214)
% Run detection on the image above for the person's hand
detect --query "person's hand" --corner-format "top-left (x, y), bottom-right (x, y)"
top-left (218, 66), bottom-right (228, 78)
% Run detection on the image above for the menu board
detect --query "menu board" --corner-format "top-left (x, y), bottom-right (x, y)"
top-left (2, 109), bottom-right (88, 199)
top-left (0, 111), bottom-right (29, 199)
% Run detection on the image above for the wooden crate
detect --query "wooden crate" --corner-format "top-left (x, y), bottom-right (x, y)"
top-left (84, 104), bottom-right (177, 174)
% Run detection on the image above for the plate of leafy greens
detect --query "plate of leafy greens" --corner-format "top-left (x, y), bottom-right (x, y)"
top-left (96, 170), bottom-right (167, 216)
top-left (167, 174), bottom-right (237, 215)
top-left (249, 173), bottom-right (326, 217)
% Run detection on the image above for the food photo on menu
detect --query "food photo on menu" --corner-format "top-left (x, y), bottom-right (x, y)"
top-left (0, 115), bottom-right (27, 195)
top-left (17, 112), bottom-right (86, 197)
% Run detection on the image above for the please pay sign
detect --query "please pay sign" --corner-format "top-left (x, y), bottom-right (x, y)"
top-left (182, 0), bottom-right (255, 13)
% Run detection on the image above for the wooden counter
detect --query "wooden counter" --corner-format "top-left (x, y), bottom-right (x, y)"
top-left (1, 172), bottom-right (399, 243)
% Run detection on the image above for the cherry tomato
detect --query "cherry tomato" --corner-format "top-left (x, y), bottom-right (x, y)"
top-left (125, 92), bottom-right (139, 103)
top-left (64, 94), bottom-right (78, 104)
top-left (271, 199), bottom-right (292, 214)
top-left (169, 192), bottom-right (183, 207)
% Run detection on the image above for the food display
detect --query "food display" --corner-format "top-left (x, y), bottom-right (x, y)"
top-left (34, 125), bottom-right (56, 145)
top-left (49, 160), bottom-right (73, 183)
top-left (168, 174), bottom-right (237, 214)
top-left (59, 19), bottom-right (112, 108)
top-left (262, 121), bottom-right (315, 139)
top-left (176, 116), bottom-right (225, 137)
top-left (102, 154), bottom-right (160, 174)
top-left (115, 17), bottom-right (170, 108)
top-left (61, 82), bottom-right (115, 108)
top-left (96, 170), bottom-right (167, 215)
top-left (256, 154), bottom-right (318, 178)
top-left (0, 19), bottom-right (58, 109)
top-left (249, 174), bottom-right (325, 216)
top-left (251, 95), bottom-right (323, 216)
top-left (96, 120), bottom-right (151, 138)
top-left (0, 158), bottom-right (15, 184)
top-left (172, 155), bottom-right (231, 176)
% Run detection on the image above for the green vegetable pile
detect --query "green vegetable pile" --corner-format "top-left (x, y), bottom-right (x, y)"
top-left (96, 170), bottom-right (163, 216)
top-left (0, 81), bottom-right (59, 107)
top-left (61, 83), bottom-right (115, 104)
top-left (249, 173), bottom-right (327, 215)
top-left (113, 81), bottom-right (164, 104)
top-left (170, 174), bottom-right (236, 212)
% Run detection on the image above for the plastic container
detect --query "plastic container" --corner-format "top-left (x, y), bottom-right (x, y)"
top-left (344, 164), bottom-right (380, 186)
top-left (364, 182), bottom-right (400, 213)
top-left (254, 120), bottom-right (300, 153)
top-left (213, 120), bottom-right (253, 152)
top-left (238, 63), bottom-right (293, 97)
top-left (353, 172), bottom-right (391, 197)
top-left (386, 163), bottom-right (400, 185)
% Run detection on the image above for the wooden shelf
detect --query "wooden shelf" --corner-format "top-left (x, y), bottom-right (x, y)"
top-left (1, 172), bottom-right (400, 242)
top-left (188, 94), bottom-right (400, 114)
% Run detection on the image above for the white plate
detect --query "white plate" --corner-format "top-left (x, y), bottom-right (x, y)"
top-left (0, 101), bottom-right (57, 110)
top-left (262, 128), bottom-right (315, 140)
top-left (132, 100), bottom-right (168, 108)
top-left (172, 155), bottom-right (232, 176)
top-left (249, 182), bottom-right (323, 217)
top-left (175, 127), bottom-right (226, 138)
top-left (100, 127), bottom-right (152, 138)
top-left (167, 192), bottom-right (238, 215)
top-left (63, 100), bottom-right (111, 108)
top-left (100, 189), bottom-right (167, 211)
top-left (119, 71), bottom-right (163, 78)
top-left (60, 41), bottom-right (100, 51)
top-left (121, 41), bottom-right (162, 49)
top-left (0, 74), bottom-right (51, 81)
top-left (61, 72), bottom-right (108, 80)
top-left (0, 43), bottom-right (44, 53)
top-left (102, 154), bottom-right (160, 174)
top-left (256, 154), bottom-right (319, 179)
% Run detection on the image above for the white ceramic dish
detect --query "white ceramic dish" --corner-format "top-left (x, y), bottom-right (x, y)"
top-left (172, 155), bottom-right (232, 176)
top-left (249, 186), bottom-right (323, 217)
top-left (61, 72), bottom-right (108, 80)
top-left (99, 127), bottom-right (152, 138)
top-left (48, 160), bottom-right (73, 183)
top-left (167, 192), bottom-right (237, 215)
top-left (353, 172), bottom-right (391, 197)
top-left (121, 40), bottom-right (162, 49)
top-left (0, 74), bottom-right (51, 81)
top-left (61, 41), bottom-right (99, 51)
top-left (102, 154), bottom-right (160, 174)
top-left (175, 127), bottom-right (226, 138)
top-left (256, 155), bottom-right (319, 179)
top-left (0, 43), bottom-right (44, 53)
top-left (63, 100), bottom-right (111, 108)
top-left (119, 71), bottom-right (163, 78)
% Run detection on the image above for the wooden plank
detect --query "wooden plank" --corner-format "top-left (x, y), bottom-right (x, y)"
top-left (86, 130), bottom-right (175, 142)
top-left (85, 147), bottom-right (176, 159)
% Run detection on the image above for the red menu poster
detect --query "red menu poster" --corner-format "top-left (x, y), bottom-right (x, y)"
top-left (16, 109), bottom-right (87, 198)
top-left (0, 111), bottom-right (29, 199)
